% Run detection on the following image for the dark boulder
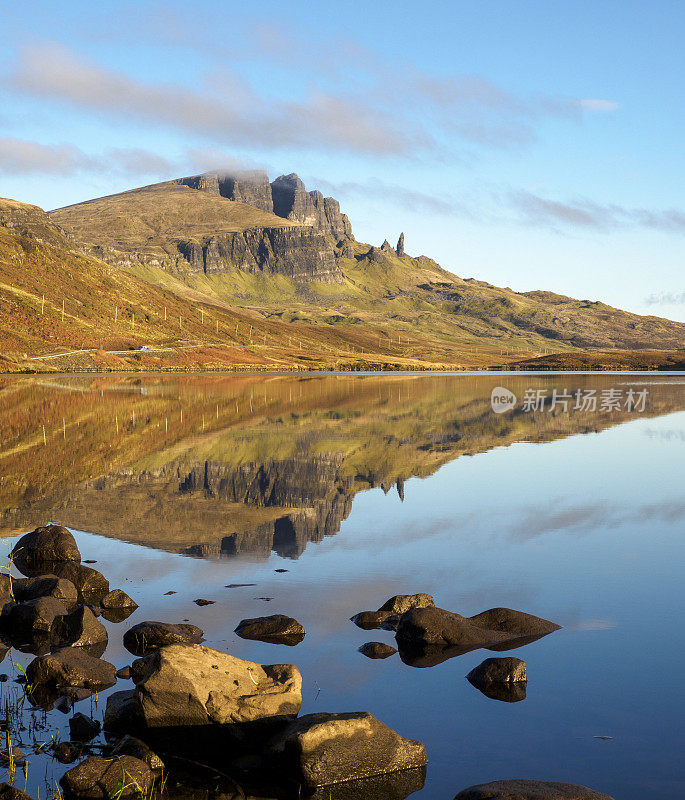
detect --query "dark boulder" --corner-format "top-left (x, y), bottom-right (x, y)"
top-left (116, 666), bottom-right (131, 680)
top-left (235, 614), bottom-right (305, 645)
top-left (26, 647), bottom-right (116, 691)
top-left (268, 711), bottom-right (426, 787)
top-left (56, 563), bottom-right (109, 605)
top-left (69, 712), bottom-right (101, 742)
top-left (123, 621), bottom-right (204, 656)
top-left (1, 596), bottom-right (68, 640)
top-left (467, 657), bottom-right (527, 688)
top-left (11, 525), bottom-right (81, 576)
top-left (60, 755), bottom-right (153, 799)
top-left (359, 642), bottom-right (397, 659)
top-left (110, 735), bottom-right (164, 776)
top-left (13, 575), bottom-right (77, 607)
top-left (453, 779), bottom-right (615, 799)
top-left (103, 690), bottom-right (138, 734)
top-left (100, 589), bottom-right (137, 611)
top-left (55, 606), bottom-right (108, 649)
top-left (396, 607), bottom-right (560, 667)
top-left (52, 741), bottom-right (79, 764)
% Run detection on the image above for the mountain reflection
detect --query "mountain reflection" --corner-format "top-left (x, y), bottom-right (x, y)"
top-left (1, 373), bottom-right (682, 557)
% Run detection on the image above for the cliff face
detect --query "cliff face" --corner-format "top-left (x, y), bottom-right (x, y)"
top-left (177, 170), bottom-right (353, 242)
top-left (177, 225), bottom-right (339, 281)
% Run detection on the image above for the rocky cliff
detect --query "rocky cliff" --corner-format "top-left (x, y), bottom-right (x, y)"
top-left (177, 170), bottom-right (353, 242)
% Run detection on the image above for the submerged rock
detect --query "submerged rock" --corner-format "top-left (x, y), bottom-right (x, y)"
top-left (235, 614), bottom-right (306, 645)
top-left (129, 643), bottom-right (302, 731)
top-left (56, 563), bottom-right (109, 605)
top-left (26, 647), bottom-right (116, 691)
top-left (122, 621), bottom-right (204, 656)
top-left (453, 779), bottom-right (615, 799)
top-left (359, 642), bottom-right (397, 659)
top-left (60, 755), bottom-right (153, 799)
top-left (269, 711), bottom-right (426, 787)
top-left (11, 525), bottom-right (81, 576)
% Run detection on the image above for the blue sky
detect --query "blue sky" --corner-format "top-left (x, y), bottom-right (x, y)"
top-left (1, 1), bottom-right (684, 320)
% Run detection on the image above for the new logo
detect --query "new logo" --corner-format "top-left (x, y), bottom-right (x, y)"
top-left (491, 386), bottom-right (517, 413)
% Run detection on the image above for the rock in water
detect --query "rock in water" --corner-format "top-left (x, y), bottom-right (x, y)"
top-left (351, 594), bottom-right (435, 631)
top-left (1, 596), bottom-right (69, 639)
top-left (453, 779), bottom-right (615, 799)
top-left (26, 648), bottom-right (116, 691)
top-left (467, 657), bottom-right (527, 686)
top-left (55, 605), bottom-right (108, 649)
top-left (468, 608), bottom-right (562, 639)
top-left (269, 711), bottom-right (426, 786)
top-left (13, 575), bottom-right (78, 607)
top-left (234, 614), bottom-right (306, 645)
top-left (0, 784), bottom-right (35, 800)
top-left (130, 643), bottom-right (302, 729)
top-left (396, 232), bottom-right (405, 257)
top-left (110, 735), bottom-right (164, 775)
top-left (122, 621), bottom-right (204, 656)
top-left (56, 563), bottom-right (109, 605)
top-left (60, 755), bottom-right (153, 799)
top-left (11, 525), bottom-right (81, 576)
top-left (101, 589), bottom-right (137, 610)
top-left (69, 712), bottom-right (101, 742)
top-left (359, 642), bottom-right (398, 659)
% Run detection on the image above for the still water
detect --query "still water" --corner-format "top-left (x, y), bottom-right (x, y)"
top-left (0, 372), bottom-right (684, 799)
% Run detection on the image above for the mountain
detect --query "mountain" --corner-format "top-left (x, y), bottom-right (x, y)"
top-left (0, 170), bottom-right (683, 372)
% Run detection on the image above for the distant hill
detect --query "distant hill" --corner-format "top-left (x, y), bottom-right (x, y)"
top-left (0, 171), bottom-right (683, 373)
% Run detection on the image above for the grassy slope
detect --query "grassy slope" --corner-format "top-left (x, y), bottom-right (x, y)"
top-left (1, 191), bottom-right (684, 372)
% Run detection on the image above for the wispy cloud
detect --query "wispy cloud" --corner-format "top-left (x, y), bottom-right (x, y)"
top-left (0, 136), bottom-right (177, 178)
top-left (645, 292), bottom-right (685, 306)
top-left (509, 190), bottom-right (685, 234)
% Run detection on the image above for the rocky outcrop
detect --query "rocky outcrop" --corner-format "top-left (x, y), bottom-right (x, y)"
top-left (453, 780), bottom-right (615, 799)
top-left (396, 232), bottom-right (405, 257)
top-left (271, 174), bottom-right (353, 240)
top-left (178, 170), bottom-right (274, 213)
top-left (176, 225), bottom-right (340, 282)
top-left (268, 711), bottom-right (426, 787)
top-left (352, 594), bottom-right (435, 631)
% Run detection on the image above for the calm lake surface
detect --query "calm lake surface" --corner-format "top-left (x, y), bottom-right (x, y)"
top-left (1, 372), bottom-right (684, 799)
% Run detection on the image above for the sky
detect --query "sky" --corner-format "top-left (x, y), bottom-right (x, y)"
top-left (1, 0), bottom-right (684, 321)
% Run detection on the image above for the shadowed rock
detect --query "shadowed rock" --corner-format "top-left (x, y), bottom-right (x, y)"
top-left (268, 711), bottom-right (426, 787)
top-left (1, 597), bottom-right (69, 641)
top-left (56, 563), bottom-right (109, 605)
top-left (55, 606), bottom-right (108, 649)
top-left (453, 779), bottom-right (615, 799)
top-left (0, 783), bottom-right (35, 800)
top-left (69, 712), bottom-right (101, 742)
top-left (122, 621), bottom-right (204, 656)
top-left (11, 525), bottom-right (81, 576)
top-left (359, 642), bottom-right (397, 659)
top-left (235, 614), bottom-right (305, 645)
top-left (472, 681), bottom-right (528, 703)
top-left (60, 755), bottom-right (153, 799)
top-left (26, 648), bottom-right (116, 692)
top-left (13, 575), bottom-right (78, 607)
top-left (308, 766), bottom-right (425, 800)
top-left (110, 735), bottom-right (164, 776)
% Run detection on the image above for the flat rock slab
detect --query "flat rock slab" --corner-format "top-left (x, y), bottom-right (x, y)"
top-left (60, 755), bottom-right (153, 799)
top-left (11, 524), bottom-right (81, 577)
top-left (130, 643), bottom-right (302, 729)
top-left (270, 711), bottom-right (426, 787)
top-left (123, 621), bottom-right (204, 656)
top-left (454, 780), bottom-right (615, 799)
top-left (235, 614), bottom-right (305, 645)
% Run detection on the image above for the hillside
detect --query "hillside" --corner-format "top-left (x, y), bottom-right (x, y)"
top-left (0, 172), bottom-right (684, 372)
